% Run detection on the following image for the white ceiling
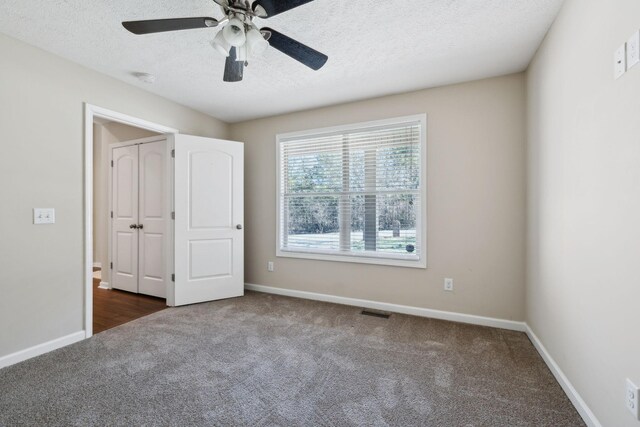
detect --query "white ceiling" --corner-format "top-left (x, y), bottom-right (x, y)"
top-left (0, 0), bottom-right (564, 122)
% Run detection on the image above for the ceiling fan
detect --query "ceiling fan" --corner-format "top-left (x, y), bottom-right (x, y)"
top-left (122, 0), bottom-right (328, 82)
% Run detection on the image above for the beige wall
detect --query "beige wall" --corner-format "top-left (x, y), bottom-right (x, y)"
top-left (92, 122), bottom-right (159, 285)
top-left (0, 33), bottom-right (229, 358)
top-left (231, 73), bottom-right (527, 321)
top-left (526, 0), bottom-right (640, 425)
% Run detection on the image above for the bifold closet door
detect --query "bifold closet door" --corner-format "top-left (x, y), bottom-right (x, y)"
top-left (111, 145), bottom-right (139, 293)
top-left (138, 141), bottom-right (169, 298)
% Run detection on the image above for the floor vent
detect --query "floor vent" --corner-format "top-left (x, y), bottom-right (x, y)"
top-left (361, 309), bottom-right (391, 319)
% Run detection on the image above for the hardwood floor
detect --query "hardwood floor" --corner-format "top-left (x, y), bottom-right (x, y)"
top-left (93, 271), bottom-right (167, 334)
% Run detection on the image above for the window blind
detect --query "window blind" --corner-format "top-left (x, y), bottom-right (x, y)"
top-left (278, 119), bottom-right (423, 262)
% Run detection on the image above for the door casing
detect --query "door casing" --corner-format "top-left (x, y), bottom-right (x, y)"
top-left (84, 104), bottom-right (178, 338)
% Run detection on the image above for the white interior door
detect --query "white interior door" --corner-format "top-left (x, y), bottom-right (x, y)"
top-left (138, 140), bottom-right (170, 298)
top-left (111, 145), bottom-right (139, 293)
top-left (172, 134), bottom-right (244, 306)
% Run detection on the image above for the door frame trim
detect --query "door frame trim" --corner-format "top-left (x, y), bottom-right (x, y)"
top-left (84, 103), bottom-right (178, 338)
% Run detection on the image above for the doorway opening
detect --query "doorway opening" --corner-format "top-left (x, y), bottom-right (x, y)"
top-left (85, 105), bottom-right (178, 337)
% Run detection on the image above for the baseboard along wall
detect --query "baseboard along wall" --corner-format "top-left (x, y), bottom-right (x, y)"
top-left (0, 331), bottom-right (85, 369)
top-left (245, 283), bottom-right (526, 331)
top-left (0, 283), bottom-right (600, 427)
top-left (525, 326), bottom-right (601, 427)
top-left (245, 283), bottom-right (600, 427)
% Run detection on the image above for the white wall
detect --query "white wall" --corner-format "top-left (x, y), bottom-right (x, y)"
top-left (526, 0), bottom-right (640, 425)
top-left (92, 122), bottom-right (159, 285)
top-left (0, 32), bottom-right (229, 358)
top-left (231, 73), bottom-right (527, 322)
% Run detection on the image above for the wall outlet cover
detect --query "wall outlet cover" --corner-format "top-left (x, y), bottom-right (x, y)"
top-left (444, 278), bottom-right (454, 292)
top-left (627, 378), bottom-right (640, 420)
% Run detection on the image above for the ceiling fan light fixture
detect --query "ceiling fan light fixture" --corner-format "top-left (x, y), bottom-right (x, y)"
top-left (122, 0), bottom-right (328, 83)
top-left (246, 28), bottom-right (270, 56)
top-left (235, 45), bottom-right (247, 62)
top-left (223, 17), bottom-right (246, 47)
top-left (211, 31), bottom-right (231, 57)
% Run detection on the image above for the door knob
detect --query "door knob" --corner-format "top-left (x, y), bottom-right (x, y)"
top-left (129, 224), bottom-right (137, 229)
top-left (137, 224), bottom-right (144, 230)
top-left (236, 224), bottom-right (243, 230)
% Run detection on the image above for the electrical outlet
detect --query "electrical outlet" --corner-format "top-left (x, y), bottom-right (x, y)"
top-left (627, 379), bottom-right (640, 420)
top-left (33, 208), bottom-right (55, 224)
top-left (615, 43), bottom-right (627, 79)
top-left (267, 261), bottom-right (274, 272)
top-left (444, 278), bottom-right (454, 292)
top-left (627, 31), bottom-right (640, 70)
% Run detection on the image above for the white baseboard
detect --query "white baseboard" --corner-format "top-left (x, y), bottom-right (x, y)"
top-left (245, 283), bottom-right (526, 332)
top-left (98, 281), bottom-right (110, 289)
top-left (0, 331), bottom-right (86, 370)
top-left (0, 286), bottom-right (598, 427)
top-left (246, 283), bottom-right (599, 425)
top-left (525, 326), bottom-right (601, 427)
top-left (93, 262), bottom-right (102, 268)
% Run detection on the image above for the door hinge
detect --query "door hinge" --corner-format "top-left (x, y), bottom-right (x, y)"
top-left (110, 262), bottom-right (113, 270)
top-left (110, 211), bottom-right (113, 218)
top-left (171, 211), bottom-right (175, 220)
top-left (171, 149), bottom-right (175, 158)
top-left (171, 274), bottom-right (175, 282)
top-left (111, 160), bottom-right (114, 167)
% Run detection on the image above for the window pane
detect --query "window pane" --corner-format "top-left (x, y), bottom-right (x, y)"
top-left (376, 193), bottom-right (417, 254)
top-left (350, 193), bottom-right (417, 254)
top-left (279, 118), bottom-right (424, 265)
top-left (284, 195), bottom-right (340, 251)
top-left (376, 145), bottom-right (420, 191)
top-left (286, 152), bottom-right (342, 194)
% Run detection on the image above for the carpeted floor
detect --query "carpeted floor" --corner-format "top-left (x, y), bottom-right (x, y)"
top-left (0, 291), bottom-right (583, 426)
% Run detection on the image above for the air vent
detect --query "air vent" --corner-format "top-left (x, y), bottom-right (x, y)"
top-left (361, 309), bottom-right (391, 319)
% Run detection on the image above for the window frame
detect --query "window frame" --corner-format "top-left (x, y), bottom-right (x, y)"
top-left (275, 114), bottom-right (428, 269)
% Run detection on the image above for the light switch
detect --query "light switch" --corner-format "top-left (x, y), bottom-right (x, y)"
top-left (615, 43), bottom-right (627, 79)
top-left (33, 208), bottom-right (55, 224)
top-left (627, 31), bottom-right (640, 70)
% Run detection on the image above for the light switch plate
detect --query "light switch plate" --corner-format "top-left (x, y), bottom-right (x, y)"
top-left (615, 43), bottom-right (627, 79)
top-left (627, 31), bottom-right (640, 70)
top-left (33, 208), bottom-right (55, 224)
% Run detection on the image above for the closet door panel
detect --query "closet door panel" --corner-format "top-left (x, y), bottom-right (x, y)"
top-left (111, 145), bottom-right (139, 293)
top-left (138, 140), bottom-right (169, 298)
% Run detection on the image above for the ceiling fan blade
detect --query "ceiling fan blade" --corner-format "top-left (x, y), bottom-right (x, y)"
top-left (252, 0), bottom-right (315, 18)
top-left (122, 17), bottom-right (218, 35)
top-left (223, 47), bottom-right (244, 82)
top-left (263, 28), bottom-right (328, 71)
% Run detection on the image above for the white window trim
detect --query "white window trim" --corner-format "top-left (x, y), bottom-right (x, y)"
top-left (275, 114), bottom-right (428, 269)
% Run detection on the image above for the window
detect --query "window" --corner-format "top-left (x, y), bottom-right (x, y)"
top-left (277, 115), bottom-right (427, 268)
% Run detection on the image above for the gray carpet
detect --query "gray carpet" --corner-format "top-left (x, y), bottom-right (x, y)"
top-left (0, 291), bottom-right (583, 426)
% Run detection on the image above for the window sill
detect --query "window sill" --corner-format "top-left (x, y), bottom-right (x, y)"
top-left (276, 248), bottom-right (427, 269)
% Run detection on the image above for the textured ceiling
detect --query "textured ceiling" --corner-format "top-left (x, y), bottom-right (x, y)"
top-left (0, 0), bottom-right (564, 122)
